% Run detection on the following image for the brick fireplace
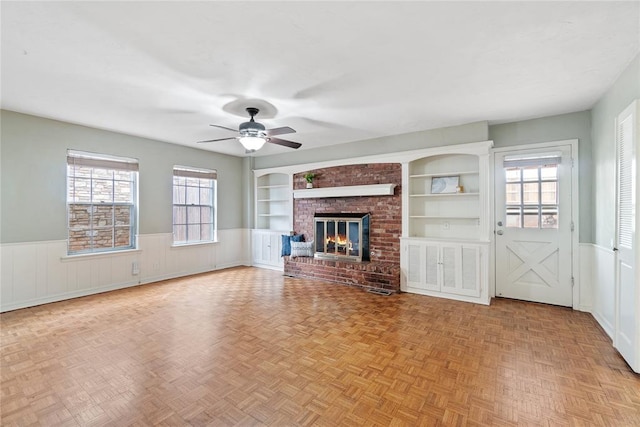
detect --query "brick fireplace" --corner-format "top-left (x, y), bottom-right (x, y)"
top-left (285, 163), bottom-right (401, 292)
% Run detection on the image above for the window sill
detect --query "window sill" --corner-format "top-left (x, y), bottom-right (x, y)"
top-left (170, 240), bottom-right (218, 249)
top-left (61, 248), bottom-right (141, 262)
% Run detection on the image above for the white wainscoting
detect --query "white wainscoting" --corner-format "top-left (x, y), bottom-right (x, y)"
top-left (578, 243), bottom-right (593, 312)
top-left (0, 229), bottom-right (250, 312)
top-left (590, 243), bottom-right (616, 339)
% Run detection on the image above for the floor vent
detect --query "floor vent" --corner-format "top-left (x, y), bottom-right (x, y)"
top-left (367, 288), bottom-right (392, 296)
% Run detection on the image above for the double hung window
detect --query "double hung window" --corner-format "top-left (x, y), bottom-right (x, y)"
top-left (67, 151), bottom-right (138, 254)
top-left (172, 166), bottom-right (217, 244)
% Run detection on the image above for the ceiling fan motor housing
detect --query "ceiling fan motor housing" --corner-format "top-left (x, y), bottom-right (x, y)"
top-left (239, 120), bottom-right (266, 137)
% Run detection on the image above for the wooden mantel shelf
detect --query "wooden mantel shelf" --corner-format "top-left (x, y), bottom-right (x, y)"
top-left (293, 183), bottom-right (396, 199)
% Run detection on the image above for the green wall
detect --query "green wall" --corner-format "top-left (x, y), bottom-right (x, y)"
top-left (489, 111), bottom-right (592, 243)
top-left (253, 121), bottom-right (489, 170)
top-left (0, 110), bottom-right (244, 244)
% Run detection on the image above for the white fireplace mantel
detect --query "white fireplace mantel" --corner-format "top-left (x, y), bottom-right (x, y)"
top-left (293, 183), bottom-right (397, 199)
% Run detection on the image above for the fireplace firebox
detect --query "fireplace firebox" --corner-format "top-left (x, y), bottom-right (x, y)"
top-left (314, 213), bottom-right (370, 262)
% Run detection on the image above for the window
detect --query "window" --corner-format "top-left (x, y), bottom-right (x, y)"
top-left (67, 151), bottom-right (138, 254)
top-left (172, 166), bottom-right (217, 244)
top-left (503, 155), bottom-right (560, 229)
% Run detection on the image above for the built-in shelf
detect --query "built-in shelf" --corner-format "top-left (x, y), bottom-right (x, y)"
top-left (409, 192), bottom-right (479, 198)
top-left (255, 173), bottom-right (291, 230)
top-left (409, 170), bottom-right (477, 178)
top-left (409, 215), bottom-right (480, 220)
top-left (293, 183), bottom-right (396, 199)
top-left (257, 184), bottom-right (289, 189)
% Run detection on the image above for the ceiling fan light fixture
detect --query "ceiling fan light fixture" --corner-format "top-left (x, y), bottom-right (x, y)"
top-left (239, 136), bottom-right (267, 151)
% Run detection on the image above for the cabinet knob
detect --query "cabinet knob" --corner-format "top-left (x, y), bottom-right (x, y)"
top-left (496, 230), bottom-right (504, 235)
top-left (497, 221), bottom-right (503, 226)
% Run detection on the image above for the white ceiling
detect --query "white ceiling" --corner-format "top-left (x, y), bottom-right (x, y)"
top-left (2, 2), bottom-right (639, 157)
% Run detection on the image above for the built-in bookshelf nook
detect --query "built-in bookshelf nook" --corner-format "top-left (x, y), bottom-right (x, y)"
top-left (252, 172), bottom-right (292, 271)
top-left (408, 153), bottom-right (481, 240)
top-left (401, 140), bottom-right (493, 305)
top-left (255, 172), bottom-right (291, 231)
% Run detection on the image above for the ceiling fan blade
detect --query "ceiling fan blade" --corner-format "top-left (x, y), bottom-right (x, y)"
top-left (209, 124), bottom-right (238, 133)
top-left (266, 126), bottom-right (296, 137)
top-left (268, 137), bottom-right (302, 149)
top-left (197, 137), bottom-right (237, 143)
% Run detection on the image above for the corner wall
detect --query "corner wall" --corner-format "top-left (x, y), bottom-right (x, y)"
top-left (0, 110), bottom-right (251, 312)
top-left (589, 53), bottom-right (640, 336)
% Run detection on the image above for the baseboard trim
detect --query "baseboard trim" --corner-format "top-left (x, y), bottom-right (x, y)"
top-left (252, 263), bottom-right (284, 272)
top-left (592, 310), bottom-right (614, 340)
top-left (0, 279), bottom-right (140, 313)
top-left (1, 262), bottom-right (250, 313)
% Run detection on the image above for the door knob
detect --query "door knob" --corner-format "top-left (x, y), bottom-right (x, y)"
top-left (496, 230), bottom-right (504, 235)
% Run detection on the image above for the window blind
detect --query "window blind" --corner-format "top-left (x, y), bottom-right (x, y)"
top-left (173, 166), bottom-right (217, 180)
top-left (617, 113), bottom-right (634, 249)
top-left (503, 154), bottom-right (562, 169)
top-left (67, 151), bottom-right (139, 171)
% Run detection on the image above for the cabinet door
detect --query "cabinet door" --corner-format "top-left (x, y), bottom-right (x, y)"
top-left (252, 231), bottom-right (284, 268)
top-left (404, 241), bottom-right (424, 288)
top-left (441, 244), bottom-right (481, 297)
top-left (270, 233), bottom-right (284, 268)
top-left (440, 244), bottom-right (461, 294)
top-left (424, 243), bottom-right (441, 291)
top-left (252, 231), bottom-right (268, 265)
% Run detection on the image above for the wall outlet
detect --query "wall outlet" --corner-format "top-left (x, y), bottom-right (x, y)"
top-left (132, 261), bottom-right (139, 275)
top-left (442, 221), bottom-right (450, 230)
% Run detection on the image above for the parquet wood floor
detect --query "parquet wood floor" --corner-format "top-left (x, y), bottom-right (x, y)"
top-left (1, 267), bottom-right (639, 426)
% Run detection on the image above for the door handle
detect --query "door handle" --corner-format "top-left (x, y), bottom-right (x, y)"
top-left (613, 247), bottom-right (618, 252)
top-left (496, 230), bottom-right (504, 235)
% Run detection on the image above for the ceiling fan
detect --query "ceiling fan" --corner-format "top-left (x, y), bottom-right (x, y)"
top-left (198, 107), bottom-right (302, 152)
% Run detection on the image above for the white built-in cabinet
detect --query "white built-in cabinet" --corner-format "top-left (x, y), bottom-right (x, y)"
top-left (251, 229), bottom-right (284, 270)
top-left (252, 172), bottom-right (292, 270)
top-left (402, 238), bottom-right (487, 302)
top-left (401, 141), bottom-right (493, 304)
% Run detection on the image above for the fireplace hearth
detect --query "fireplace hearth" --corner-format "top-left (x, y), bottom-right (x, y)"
top-left (314, 213), bottom-right (370, 262)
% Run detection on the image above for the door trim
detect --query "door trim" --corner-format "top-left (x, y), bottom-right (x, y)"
top-left (491, 139), bottom-right (580, 309)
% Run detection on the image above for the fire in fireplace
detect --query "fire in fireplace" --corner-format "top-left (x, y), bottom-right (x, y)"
top-left (314, 213), bottom-right (370, 262)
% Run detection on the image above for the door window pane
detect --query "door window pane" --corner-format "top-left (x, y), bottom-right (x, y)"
top-left (523, 183), bottom-right (539, 205)
top-left (541, 182), bottom-right (557, 204)
top-left (506, 169), bottom-right (521, 182)
top-left (541, 207), bottom-right (558, 229)
top-left (541, 166), bottom-right (557, 180)
top-left (523, 207), bottom-right (540, 228)
top-left (522, 167), bottom-right (538, 181)
top-left (506, 183), bottom-right (521, 204)
top-left (504, 163), bottom-right (558, 229)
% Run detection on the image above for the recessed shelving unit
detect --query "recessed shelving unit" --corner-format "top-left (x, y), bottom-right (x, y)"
top-left (407, 153), bottom-right (483, 240)
top-left (409, 215), bottom-right (480, 219)
top-left (409, 193), bottom-right (479, 198)
top-left (400, 140), bottom-right (493, 305)
top-left (255, 173), bottom-right (291, 231)
top-left (409, 170), bottom-right (478, 178)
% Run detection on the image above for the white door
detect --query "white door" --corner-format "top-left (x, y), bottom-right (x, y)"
top-left (615, 100), bottom-right (639, 372)
top-left (494, 145), bottom-right (573, 306)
